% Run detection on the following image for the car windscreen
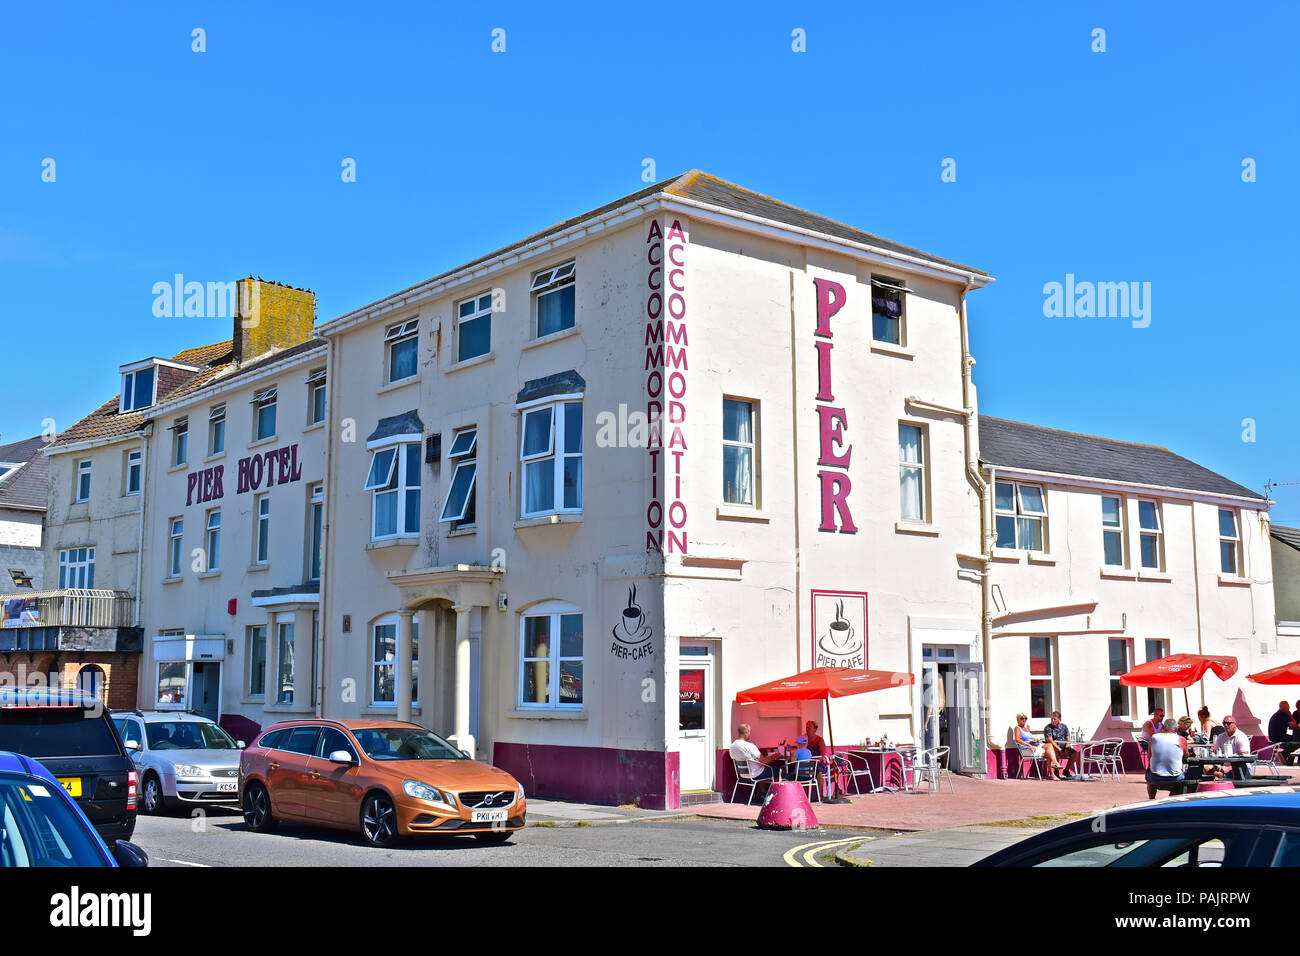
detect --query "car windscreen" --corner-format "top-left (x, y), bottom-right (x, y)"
top-left (0, 773), bottom-right (107, 866)
top-left (351, 727), bottom-right (466, 761)
top-left (0, 707), bottom-right (119, 759)
top-left (145, 721), bottom-right (238, 750)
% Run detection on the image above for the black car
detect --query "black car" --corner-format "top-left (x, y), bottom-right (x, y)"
top-left (0, 687), bottom-right (137, 845)
top-left (974, 787), bottom-right (1300, 867)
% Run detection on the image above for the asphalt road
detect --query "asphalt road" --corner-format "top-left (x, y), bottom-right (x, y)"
top-left (129, 807), bottom-right (881, 867)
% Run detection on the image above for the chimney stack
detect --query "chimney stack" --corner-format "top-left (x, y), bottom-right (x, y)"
top-left (233, 277), bottom-right (316, 366)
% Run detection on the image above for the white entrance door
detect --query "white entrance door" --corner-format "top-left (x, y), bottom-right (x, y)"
top-left (678, 654), bottom-right (715, 792)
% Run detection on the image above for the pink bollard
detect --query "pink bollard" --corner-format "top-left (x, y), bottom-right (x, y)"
top-left (1197, 780), bottom-right (1235, 792)
top-left (757, 780), bottom-right (820, 830)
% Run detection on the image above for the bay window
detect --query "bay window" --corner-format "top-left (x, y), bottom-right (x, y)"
top-left (365, 442), bottom-right (422, 538)
top-left (520, 400), bottom-right (582, 517)
top-left (519, 603), bottom-right (583, 709)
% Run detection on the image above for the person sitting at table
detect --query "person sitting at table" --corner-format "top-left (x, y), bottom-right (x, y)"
top-left (1138, 707), bottom-right (1166, 755)
top-left (1176, 716), bottom-right (1195, 739)
top-left (1042, 711), bottom-right (1078, 780)
top-left (729, 723), bottom-right (779, 786)
top-left (1145, 718), bottom-right (1189, 799)
top-left (1196, 706), bottom-right (1218, 742)
top-left (1013, 713), bottom-right (1064, 778)
top-left (1214, 716), bottom-right (1250, 756)
top-left (785, 735), bottom-right (814, 779)
top-left (804, 721), bottom-right (827, 757)
top-left (1268, 702), bottom-right (1300, 766)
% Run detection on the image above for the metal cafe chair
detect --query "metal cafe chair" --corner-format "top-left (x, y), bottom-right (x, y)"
top-left (729, 756), bottom-right (773, 806)
top-left (1015, 742), bottom-right (1049, 780)
top-left (906, 746), bottom-right (955, 795)
top-left (790, 758), bottom-right (822, 803)
top-left (834, 752), bottom-right (875, 795)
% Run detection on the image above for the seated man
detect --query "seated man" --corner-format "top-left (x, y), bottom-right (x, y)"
top-left (1214, 716), bottom-right (1251, 756)
top-left (1267, 702), bottom-right (1300, 766)
top-left (1042, 711), bottom-right (1078, 779)
top-left (1145, 718), bottom-right (1189, 799)
top-left (1138, 707), bottom-right (1166, 755)
top-left (729, 723), bottom-right (778, 789)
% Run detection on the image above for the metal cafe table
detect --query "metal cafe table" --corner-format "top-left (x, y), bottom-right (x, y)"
top-left (843, 747), bottom-right (908, 792)
top-left (1185, 754), bottom-right (1279, 786)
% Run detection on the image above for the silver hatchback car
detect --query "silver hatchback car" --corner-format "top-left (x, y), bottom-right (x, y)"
top-left (111, 711), bottom-right (245, 814)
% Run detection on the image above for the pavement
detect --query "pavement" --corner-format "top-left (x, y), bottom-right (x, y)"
top-left (525, 798), bottom-right (684, 826)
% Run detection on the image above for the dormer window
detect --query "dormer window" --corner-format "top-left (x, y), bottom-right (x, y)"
top-left (120, 364), bottom-right (156, 412)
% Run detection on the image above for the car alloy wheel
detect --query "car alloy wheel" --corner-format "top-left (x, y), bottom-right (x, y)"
top-left (361, 793), bottom-right (399, 848)
top-left (243, 783), bottom-right (276, 832)
top-left (141, 773), bottom-right (162, 815)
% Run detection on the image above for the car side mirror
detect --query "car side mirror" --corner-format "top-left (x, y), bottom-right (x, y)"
top-left (328, 750), bottom-right (357, 766)
top-left (459, 749), bottom-right (471, 759)
top-left (112, 841), bottom-right (149, 868)
top-left (236, 741), bottom-right (246, 749)
top-left (124, 740), bottom-right (140, 751)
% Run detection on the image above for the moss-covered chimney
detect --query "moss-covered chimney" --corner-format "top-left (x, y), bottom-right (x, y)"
top-left (233, 278), bottom-right (316, 365)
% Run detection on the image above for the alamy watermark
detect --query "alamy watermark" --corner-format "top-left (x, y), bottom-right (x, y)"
top-left (1042, 274), bottom-right (1151, 328)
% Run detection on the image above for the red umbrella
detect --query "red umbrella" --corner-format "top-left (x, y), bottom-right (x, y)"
top-left (736, 667), bottom-right (915, 753)
top-left (1246, 660), bottom-right (1300, 685)
top-left (1119, 653), bottom-right (1239, 716)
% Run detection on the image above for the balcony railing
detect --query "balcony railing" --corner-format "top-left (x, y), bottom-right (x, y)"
top-left (0, 589), bottom-right (135, 629)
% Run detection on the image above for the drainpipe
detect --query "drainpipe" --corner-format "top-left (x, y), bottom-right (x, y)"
top-left (788, 269), bottom-right (803, 671)
top-left (133, 424), bottom-right (153, 628)
top-left (956, 282), bottom-right (995, 756)
top-left (315, 333), bottom-right (337, 718)
top-left (1190, 501), bottom-right (1206, 711)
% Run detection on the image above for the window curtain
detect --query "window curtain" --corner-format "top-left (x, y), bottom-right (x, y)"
top-left (899, 426), bottom-right (923, 520)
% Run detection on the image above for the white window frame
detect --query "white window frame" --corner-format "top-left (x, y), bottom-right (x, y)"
top-left (208, 404), bottom-right (226, 455)
top-left (518, 397), bottom-right (582, 518)
top-left (364, 442), bottom-right (421, 540)
top-left (439, 427), bottom-right (478, 524)
top-left (277, 621), bottom-right (295, 704)
top-left (205, 509), bottom-right (221, 572)
top-left (309, 483), bottom-right (324, 581)
top-left (531, 261), bottom-right (576, 337)
top-left (171, 417), bottom-right (188, 467)
top-left (870, 276), bottom-right (907, 346)
top-left (1219, 508), bottom-right (1241, 576)
top-left (722, 398), bottom-right (757, 507)
top-left (1101, 494), bottom-right (1126, 567)
top-left (58, 547), bottom-right (95, 589)
top-left (247, 625), bottom-right (267, 698)
top-left (120, 366), bottom-right (157, 412)
top-left (517, 601), bottom-right (583, 711)
top-left (252, 388), bottom-right (277, 442)
top-left (898, 422), bottom-right (926, 521)
top-left (1028, 636), bottom-right (1057, 720)
top-left (384, 318), bottom-right (420, 383)
top-left (994, 481), bottom-right (1048, 551)
top-left (125, 449), bottom-right (142, 496)
top-left (1144, 639), bottom-right (1170, 715)
top-left (370, 615), bottom-right (419, 707)
top-left (1137, 499), bottom-right (1163, 570)
top-left (456, 293), bottom-right (493, 362)
top-left (76, 459), bottom-right (92, 502)
top-left (253, 493), bottom-right (271, 566)
top-left (168, 517), bottom-right (183, 578)
top-left (1108, 638), bottom-right (1135, 719)
top-left (306, 367), bottom-right (327, 425)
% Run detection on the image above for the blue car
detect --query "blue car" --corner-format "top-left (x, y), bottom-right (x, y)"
top-left (0, 751), bottom-right (148, 867)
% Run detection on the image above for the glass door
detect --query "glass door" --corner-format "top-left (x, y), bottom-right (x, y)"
top-left (953, 663), bottom-right (986, 774)
top-left (921, 662), bottom-right (940, 753)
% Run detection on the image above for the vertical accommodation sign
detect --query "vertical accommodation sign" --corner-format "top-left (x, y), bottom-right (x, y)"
top-left (645, 218), bottom-right (689, 554)
top-left (812, 278), bottom-right (856, 533)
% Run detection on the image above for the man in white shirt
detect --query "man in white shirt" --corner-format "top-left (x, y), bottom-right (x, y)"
top-left (729, 723), bottom-right (778, 783)
top-left (1214, 716), bottom-right (1251, 756)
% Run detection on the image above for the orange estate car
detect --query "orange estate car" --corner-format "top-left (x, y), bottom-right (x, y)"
top-left (238, 719), bottom-right (526, 847)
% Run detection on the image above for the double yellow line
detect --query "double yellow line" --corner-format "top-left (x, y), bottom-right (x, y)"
top-left (782, 836), bottom-right (869, 867)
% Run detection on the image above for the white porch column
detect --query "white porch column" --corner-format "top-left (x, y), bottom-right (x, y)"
top-left (449, 604), bottom-right (475, 755)
top-left (396, 609), bottom-right (415, 723)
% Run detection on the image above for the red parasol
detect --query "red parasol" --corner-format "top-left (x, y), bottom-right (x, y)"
top-left (1119, 653), bottom-right (1239, 716)
top-left (1246, 660), bottom-right (1300, 685)
top-left (736, 667), bottom-right (915, 755)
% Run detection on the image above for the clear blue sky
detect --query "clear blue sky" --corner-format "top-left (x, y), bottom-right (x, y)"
top-left (3, 1), bottom-right (1297, 520)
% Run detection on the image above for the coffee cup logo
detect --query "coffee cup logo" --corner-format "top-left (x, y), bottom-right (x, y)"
top-left (612, 583), bottom-right (652, 646)
top-left (819, 600), bottom-right (855, 654)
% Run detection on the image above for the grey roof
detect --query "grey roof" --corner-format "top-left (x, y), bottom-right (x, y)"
top-left (0, 436), bottom-right (49, 512)
top-left (1273, 525), bottom-right (1300, 552)
top-left (516, 370), bottom-right (586, 405)
top-left (366, 410), bottom-right (424, 444)
top-left (979, 416), bottom-right (1265, 501)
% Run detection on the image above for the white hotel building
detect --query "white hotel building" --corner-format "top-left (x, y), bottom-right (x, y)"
top-left (22, 172), bottom-right (1283, 807)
